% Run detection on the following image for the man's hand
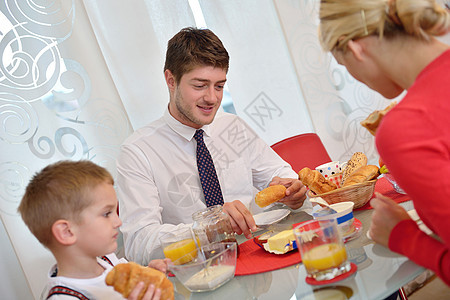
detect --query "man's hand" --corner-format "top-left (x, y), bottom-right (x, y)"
top-left (369, 192), bottom-right (411, 247)
top-left (127, 282), bottom-right (161, 300)
top-left (270, 177), bottom-right (307, 210)
top-left (223, 200), bottom-right (257, 239)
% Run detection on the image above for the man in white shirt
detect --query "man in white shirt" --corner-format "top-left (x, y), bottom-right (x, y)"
top-left (116, 27), bottom-right (307, 265)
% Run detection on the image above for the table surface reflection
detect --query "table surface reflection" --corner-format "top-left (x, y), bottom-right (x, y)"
top-left (169, 201), bottom-right (424, 300)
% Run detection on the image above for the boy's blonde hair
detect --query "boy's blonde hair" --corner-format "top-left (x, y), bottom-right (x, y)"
top-left (319, 0), bottom-right (450, 52)
top-left (18, 160), bottom-right (114, 247)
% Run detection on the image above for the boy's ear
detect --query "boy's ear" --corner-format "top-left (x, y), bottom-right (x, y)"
top-left (164, 69), bottom-right (176, 91)
top-left (347, 39), bottom-right (364, 61)
top-left (52, 220), bottom-right (76, 246)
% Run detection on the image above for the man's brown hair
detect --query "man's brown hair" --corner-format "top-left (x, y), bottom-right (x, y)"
top-left (18, 160), bottom-right (114, 247)
top-left (164, 27), bottom-right (229, 83)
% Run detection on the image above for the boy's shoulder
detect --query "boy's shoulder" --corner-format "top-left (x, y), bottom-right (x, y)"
top-left (42, 254), bottom-right (126, 300)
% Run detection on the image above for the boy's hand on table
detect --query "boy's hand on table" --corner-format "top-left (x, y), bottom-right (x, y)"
top-left (148, 258), bottom-right (171, 274)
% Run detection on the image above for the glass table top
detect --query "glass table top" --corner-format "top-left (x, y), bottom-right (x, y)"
top-left (169, 201), bottom-right (425, 299)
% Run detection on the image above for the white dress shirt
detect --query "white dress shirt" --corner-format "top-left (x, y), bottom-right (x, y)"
top-left (116, 109), bottom-right (297, 264)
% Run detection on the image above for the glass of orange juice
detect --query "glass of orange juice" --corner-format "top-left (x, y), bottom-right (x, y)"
top-left (294, 219), bottom-right (351, 281)
top-left (160, 227), bottom-right (198, 265)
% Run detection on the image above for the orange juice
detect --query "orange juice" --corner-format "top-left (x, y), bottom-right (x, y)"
top-left (163, 238), bottom-right (197, 265)
top-left (303, 243), bottom-right (347, 272)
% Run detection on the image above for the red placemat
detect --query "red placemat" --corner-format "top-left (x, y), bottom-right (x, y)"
top-left (235, 237), bottom-right (302, 276)
top-left (355, 177), bottom-right (410, 211)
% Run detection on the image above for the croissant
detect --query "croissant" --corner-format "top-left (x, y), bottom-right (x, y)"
top-left (360, 101), bottom-right (397, 136)
top-left (342, 165), bottom-right (380, 187)
top-left (255, 185), bottom-right (287, 207)
top-left (298, 167), bottom-right (337, 194)
top-left (341, 152), bottom-right (368, 184)
top-left (105, 262), bottom-right (174, 300)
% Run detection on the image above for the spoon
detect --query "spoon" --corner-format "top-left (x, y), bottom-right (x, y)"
top-left (310, 197), bottom-right (337, 214)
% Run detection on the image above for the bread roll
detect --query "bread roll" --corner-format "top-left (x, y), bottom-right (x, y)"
top-left (341, 152), bottom-right (368, 184)
top-left (298, 167), bottom-right (338, 194)
top-left (342, 165), bottom-right (380, 187)
top-left (255, 185), bottom-right (286, 207)
top-left (105, 262), bottom-right (174, 300)
top-left (360, 102), bottom-right (397, 136)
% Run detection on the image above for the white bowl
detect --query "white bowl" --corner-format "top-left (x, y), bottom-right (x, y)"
top-left (312, 201), bottom-right (355, 237)
top-left (168, 242), bottom-right (237, 292)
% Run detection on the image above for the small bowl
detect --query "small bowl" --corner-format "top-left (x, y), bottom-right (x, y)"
top-left (312, 202), bottom-right (355, 237)
top-left (168, 242), bottom-right (237, 292)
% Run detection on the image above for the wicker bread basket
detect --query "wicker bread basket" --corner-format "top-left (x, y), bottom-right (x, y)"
top-left (308, 179), bottom-right (377, 209)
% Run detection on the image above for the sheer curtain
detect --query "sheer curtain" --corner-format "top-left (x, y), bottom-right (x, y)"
top-left (1, 0), bottom-right (448, 299)
top-left (82, 0), bottom-right (196, 130)
top-left (84, 0), bottom-right (315, 145)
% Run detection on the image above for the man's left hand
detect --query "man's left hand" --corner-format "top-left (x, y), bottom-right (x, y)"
top-left (270, 177), bottom-right (307, 210)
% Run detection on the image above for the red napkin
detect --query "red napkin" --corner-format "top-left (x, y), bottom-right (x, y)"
top-left (235, 238), bottom-right (301, 276)
top-left (355, 176), bottom-right (410, 210)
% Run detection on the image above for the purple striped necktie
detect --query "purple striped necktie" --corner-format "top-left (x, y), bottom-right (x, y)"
top-left (193, 129), bottom-right (224, 206)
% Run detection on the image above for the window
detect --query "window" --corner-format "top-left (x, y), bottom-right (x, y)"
top-left (188, 0), bottom-right (237, 114)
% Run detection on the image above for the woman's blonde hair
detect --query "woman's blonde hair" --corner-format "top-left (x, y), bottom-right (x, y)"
top-left (18, 160), bottom-right (114, 248)
top-left (319, 0), bottom-right (450, 51)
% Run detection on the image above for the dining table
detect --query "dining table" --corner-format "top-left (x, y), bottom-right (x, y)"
top-left (168, 177), bottom-right (426, 300)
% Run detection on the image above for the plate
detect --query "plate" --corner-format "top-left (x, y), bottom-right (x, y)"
top-left (253, 209), bottom-right (290, 227)
top-left (342, 218), bottom-right (362, 242)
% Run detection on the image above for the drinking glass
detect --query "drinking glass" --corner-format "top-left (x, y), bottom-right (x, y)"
top-left (160, 227), bottom-right (198, 265)
top-left (294, 219), bottom-right (351, 281)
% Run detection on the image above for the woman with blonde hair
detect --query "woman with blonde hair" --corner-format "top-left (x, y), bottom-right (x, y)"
top-left (319, 0), bottom-right (450, 285)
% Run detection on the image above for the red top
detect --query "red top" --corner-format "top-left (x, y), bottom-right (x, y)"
top-left (376, 49), bottom-right (450, 284)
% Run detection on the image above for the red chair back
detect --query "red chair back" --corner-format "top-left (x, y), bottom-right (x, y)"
top-left (271, 133), bottom-right (331, 173)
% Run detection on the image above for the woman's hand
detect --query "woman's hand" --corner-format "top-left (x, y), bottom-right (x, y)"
top-left (369, 192), bottom-right (411, 247)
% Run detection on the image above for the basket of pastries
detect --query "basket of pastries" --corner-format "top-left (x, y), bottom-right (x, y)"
top-left (299, 152), bottom-right (380, 209)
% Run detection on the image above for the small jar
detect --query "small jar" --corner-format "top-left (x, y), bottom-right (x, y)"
top-left (192, 205), bottom-right (239, 254)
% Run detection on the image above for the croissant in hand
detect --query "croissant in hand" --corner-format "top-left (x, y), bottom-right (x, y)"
top-left (105, 262), bottom-right (174, 300)
top-left (298, 167), bottom-right (337, 194)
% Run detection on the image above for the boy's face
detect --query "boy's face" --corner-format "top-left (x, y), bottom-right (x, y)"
top-left (72, 182), bottom-right (122, 257)
top-left (167, 65), bottom-right (227, 129)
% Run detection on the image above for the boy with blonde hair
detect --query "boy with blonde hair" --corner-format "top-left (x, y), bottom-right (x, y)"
top-left (18, 160), bottom-right (169, 299)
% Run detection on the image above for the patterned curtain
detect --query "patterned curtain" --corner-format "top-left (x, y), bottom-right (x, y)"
top-left (0, 0), bottom-right (132, 297)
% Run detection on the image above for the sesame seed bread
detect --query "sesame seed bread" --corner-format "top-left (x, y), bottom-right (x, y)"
top-left (341, 152), bottom-right (368, 185)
